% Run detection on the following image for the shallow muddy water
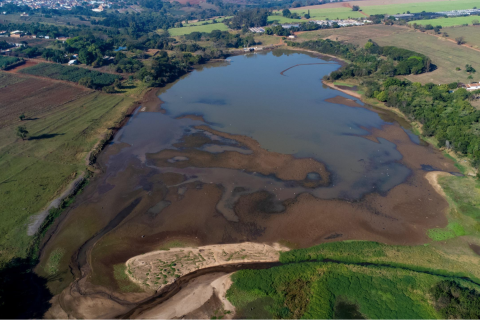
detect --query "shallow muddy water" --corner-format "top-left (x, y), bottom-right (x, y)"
top-left (40, 50), bottom-right (460, 316)
top-left (116, 50), bottom-right (410, 202)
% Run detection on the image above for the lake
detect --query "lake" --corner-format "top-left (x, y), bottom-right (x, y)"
top-left (40, 49), bottom-right (458, 304)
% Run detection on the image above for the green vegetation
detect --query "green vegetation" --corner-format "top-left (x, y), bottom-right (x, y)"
top-left (228, 261), bottom-right (447, 319)
top-left (429, 222), bottom-right (467, 241)
top-left (44, 248), bottom-right (65, 275)
top-left (0, 56), bottom-right (22, 70)
top-left (287, 7), bottom-right (365, 20)
top-left (289, 39), bottom-right (431, 77)
top-left (113, 264), bottom-right (142, 293)
top-left (228, 240), bottom-right (480, 318)
top-left (0, 85), bottom-right (134, 264)
top-left (411, 16), bottom-right (480, 27)
top-left (359, 0), bottom-right (479, 16)
top-left (432, 280), bottom-right (480, 318)
top-left (168, 23), bottom-right (229, 36)
top-left (20, 63), bottom-right (120, 89)
top-left (368, 79), bottom-right (480, 167)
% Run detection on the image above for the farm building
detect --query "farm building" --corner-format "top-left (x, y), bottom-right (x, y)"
top-left (68, 60), bottom-right (78, 65)
top-left (466, 83), bottom-right (480, 91)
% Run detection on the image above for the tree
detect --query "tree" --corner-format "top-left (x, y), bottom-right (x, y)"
top-left (19, 113), bottom-right (25, 121)
top-left (473, 19), bottom-right (480, 26)
top-left (352, 5), bottom-right (360, 11)
top-left (282, 9), bottom-right (291, 18)
top-left (466, 64), bottom-right (476, 73)
top-left (78, 77), bottom-right (94, 88)
top-left (304, 10), bottom-right (310, 19)
top-left (16, 126), bottom-right (28, 140)
top-left (456, 36), bottom-right (466, 45)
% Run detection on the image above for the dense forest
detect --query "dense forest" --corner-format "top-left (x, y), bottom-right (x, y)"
top-left (371, 78), bottom-right (480, 166)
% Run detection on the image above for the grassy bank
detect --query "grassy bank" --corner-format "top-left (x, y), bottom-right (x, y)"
top-left (0, 72), bottom-right (142, 266)
top-left (227, 241), bottom-right (480, 319)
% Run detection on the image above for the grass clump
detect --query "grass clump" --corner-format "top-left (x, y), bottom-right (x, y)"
top-left (113, 264), bottom-right (142, 293)
top-left (44, 247), bottom-right (65, 275)
top-left (429, 222), bottom-right (467, 241)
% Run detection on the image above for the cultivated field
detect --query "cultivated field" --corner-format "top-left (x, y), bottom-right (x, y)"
top-left (411, 16), bottom-right (480, 27)
top-left (295, 24), bottom-right (480, 84)
top-left (168, 22), bottom-right (229, 36)
top-left (0, 71), bottom-right (135, 264)
top-left (290, 0), bottom-right (480, 18)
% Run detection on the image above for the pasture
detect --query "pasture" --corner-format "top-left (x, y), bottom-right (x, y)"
top-left (411, 16), bottom-right (480, 27)
top-left (0, 72), bottom-right (135, 265)
top-left (441, 25), bottom-right (480, 48)
top-left (295, 25), bottom-right (480, 84)
top-left (290, 0), bottom-right (479, 19)
top-left (167, 22), bottom-right (229, 36)
top-left (276, 7), bottom-right (366, 21)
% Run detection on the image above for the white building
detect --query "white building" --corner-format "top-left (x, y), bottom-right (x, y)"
top-left (466, 83), bottom-right (480, 91)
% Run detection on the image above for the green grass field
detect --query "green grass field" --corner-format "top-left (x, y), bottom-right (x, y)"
top-left (410, 16), bottom-right (480, 27)
top-left (168, 22), bottom-right (229, 36)
top-left (0, 72), bottom-right (135, 265)
top-left (286, 0), bottom-right (479, 21)
top-left (181, 16), bottom-right (230, 27)
top-left (288, 7), bottom-right (366, 20)
top-left (228, 240), bottom-right (480, 318)
top-left (360, 0), bottom-right (479, 16)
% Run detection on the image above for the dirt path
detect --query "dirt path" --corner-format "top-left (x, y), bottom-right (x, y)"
top-left (342, 3), bottom-right (369, 16)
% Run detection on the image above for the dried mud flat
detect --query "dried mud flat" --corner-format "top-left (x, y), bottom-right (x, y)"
top-left (126, 242), bottom-right (287, 291)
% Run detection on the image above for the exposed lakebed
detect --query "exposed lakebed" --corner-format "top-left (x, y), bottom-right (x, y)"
top-left (41, 49), bottom-right (459, 317)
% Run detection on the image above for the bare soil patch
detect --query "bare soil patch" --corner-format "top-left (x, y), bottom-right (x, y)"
top-left (0, 72), bottom-right (90, 129)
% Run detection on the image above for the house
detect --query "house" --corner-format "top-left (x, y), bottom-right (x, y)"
top-left (68, 59), bottom-right (78, 65)
top-left (288, 35), bottom-right (297, 39)
top-left (20, 12), bottom-right (29, 17)
top-left (10, 30), bottom-right (23, 38)
top-left (466, 83), bottom-right (480, 91)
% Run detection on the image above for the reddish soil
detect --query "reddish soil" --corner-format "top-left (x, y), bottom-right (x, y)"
top-left (0, 72), bottom-right (90, 129)
top-left (342, 2), bottom-right (369, 16)
top-left (6, 59), bottom-right (38, 73)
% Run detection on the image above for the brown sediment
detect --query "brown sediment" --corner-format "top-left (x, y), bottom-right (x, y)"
top-left (139, 88), bottom-right (166, 113)
top-left (322, 80), bottom-right (362, 99)
top-left (148, 126), bottom-right (330, 185)
top-left (130, 272), bottom-right (235, 319)
top-left (469, 243), bottom-right (480, 256)
top-left (41, 118), bottom-right (457, 317)
top-left (176, 114), bottom-right (207, 122)
top-left (425, 171), bottom-right (451, 199)
top-left (325, 95), bottom-right (363, 108)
